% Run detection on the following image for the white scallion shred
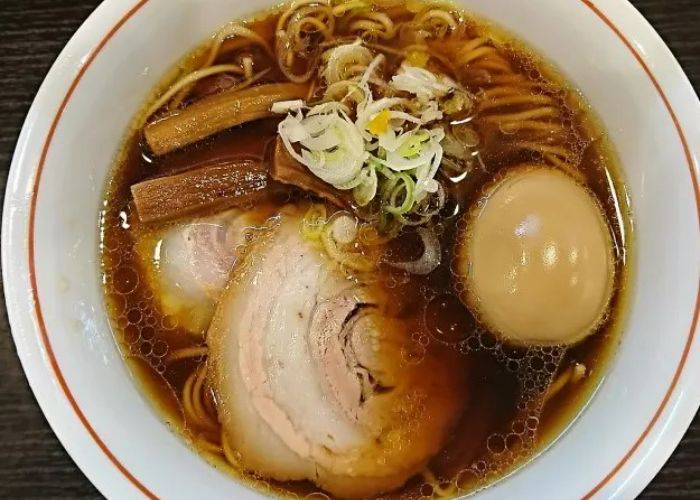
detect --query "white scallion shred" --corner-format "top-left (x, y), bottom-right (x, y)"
top-left (390, 63), bottom-right (457, 102)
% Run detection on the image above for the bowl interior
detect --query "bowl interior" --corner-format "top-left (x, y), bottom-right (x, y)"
top-left (5, 0), bottom-right (699, 498)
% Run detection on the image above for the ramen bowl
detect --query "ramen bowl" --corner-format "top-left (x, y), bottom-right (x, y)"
top-left (3, 0), bottom-right (699, 498)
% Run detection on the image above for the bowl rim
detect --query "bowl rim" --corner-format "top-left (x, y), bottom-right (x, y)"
top-left (3, 0), bottom-right (699, 498)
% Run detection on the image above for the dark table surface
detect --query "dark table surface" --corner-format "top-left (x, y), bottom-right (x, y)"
top-left (0, 0), bottom-right (698, 498)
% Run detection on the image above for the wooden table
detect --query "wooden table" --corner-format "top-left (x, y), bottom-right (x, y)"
top-left (0, 1), bottom-right (698, 498)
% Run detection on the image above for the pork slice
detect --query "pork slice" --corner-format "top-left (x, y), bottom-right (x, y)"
top-left (134, 209), bottom-right (268, 334)
top-left (208, 207), bottom-right (467, 497)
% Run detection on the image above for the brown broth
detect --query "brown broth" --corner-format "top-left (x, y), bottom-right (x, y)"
top-left (101, 3), bottom-right (632, 498)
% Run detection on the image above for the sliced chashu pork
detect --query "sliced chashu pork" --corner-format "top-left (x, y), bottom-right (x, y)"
top-left (135, 208), bottom-right (270, 333)
top-left (208, 207), bottom-right (466, 498)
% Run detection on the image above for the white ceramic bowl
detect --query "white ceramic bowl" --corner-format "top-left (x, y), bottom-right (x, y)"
top-left (3, 0), bottom-right (699, 498)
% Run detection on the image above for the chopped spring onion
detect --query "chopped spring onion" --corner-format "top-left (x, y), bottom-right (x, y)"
top-left (352, 166), bottom-right (378, 206)
top-left (385, 173), bottom-right (415, 215)
top-left (397, 131), bottom-right (430, 158)
top-left (278, 108), bottom-right (367, 186)
top-left (274, 42), bottom-right (465, 225)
